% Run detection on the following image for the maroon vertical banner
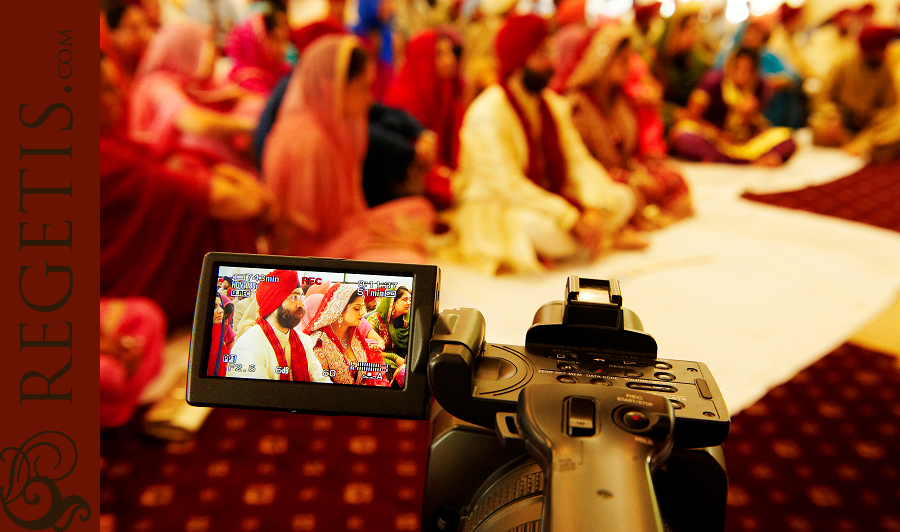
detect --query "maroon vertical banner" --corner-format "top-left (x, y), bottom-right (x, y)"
top-left (1, 1), bottom-right (99, 531)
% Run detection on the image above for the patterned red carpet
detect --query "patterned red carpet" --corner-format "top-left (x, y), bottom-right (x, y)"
top-left (723, 343), bottom-right (900, 532)
top-left (742, 160), bottom-right (900, 233)
top-left (100, 413), bottom-right (431, 532)
top-left (100, 163), bottom-right (900, 531)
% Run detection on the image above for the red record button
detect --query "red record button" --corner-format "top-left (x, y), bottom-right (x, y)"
top-left (622, 410), bottom-right (650, 430)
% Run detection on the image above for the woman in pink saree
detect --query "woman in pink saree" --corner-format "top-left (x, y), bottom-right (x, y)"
top-left (129, 20), bottom-right (263, 168)
top-left (262, 35), bottom-right (434, 263)
top-left (224, 11), bottom-right (292, 96)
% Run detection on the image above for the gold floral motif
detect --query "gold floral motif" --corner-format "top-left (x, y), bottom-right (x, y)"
top-left (348, 435), bottom-right (378, 455)
top-left (139, 484), bottom-right (174, 507)
top-left (185, 515), bottom-right (211, 532)
top-left (395, 513), bottom-right (420, 530)
top-left (242, 517), bottom-right (261, 531)
top-left (343, 482), bottom-right (374, 504)
top-left (312, 417), bottom-right (333, 431)
top-left (166, 440), bottom-right (197, 454)
top-left (243, 483), bottom-right (277, 505)
top-left (259, 434), bottom-right (289, 454)
top-left (395, 460), bottom-right (418, 476)
top-left (291, 514), bottom-right (316, 531)
top-left (207, 460), bottom-right (231, 477)
top-left (303, 460), bottom-right (327, 476)
top-left (199, 488), bottom-right (219, 503)
top-left (226, 416), bottom-right (248, 430)
top-left (346, 516), bottom-right (365, 530)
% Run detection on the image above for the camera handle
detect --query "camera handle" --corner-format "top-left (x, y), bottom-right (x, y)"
top-left (496, 384), bottom-right (675, 532)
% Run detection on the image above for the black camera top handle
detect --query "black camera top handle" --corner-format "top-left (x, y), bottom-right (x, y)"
top-left (497, 384), bottom-right (675, 532)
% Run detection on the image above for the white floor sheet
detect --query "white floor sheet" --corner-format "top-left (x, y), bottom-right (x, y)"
top-left (435, 143), bottom-right (900, 414)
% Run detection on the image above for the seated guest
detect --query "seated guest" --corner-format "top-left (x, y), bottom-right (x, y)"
top-left (262, 35), bottom-right (435, 262)
top-left (101, 53), bottom-right (265, 328)
top-left (255, 18), bottom-right (350, 165)
top-left (304, 284), bottom-right (390, 386)
top-left (810, 26), bottom-right (900, 161)
top-left (227, 270), bottom-right (333, 382)
top-left (224, 9), bottom-right (292, 96)
top-left (183, 0), bottom-right (240, 51)
top-left (653, 4), bottom-right (712, 132)
top-left (715, 18), bottom-right (804, 129)
top-left (384, 28), bottom-right (465, 206)
top-left (367, 286), bottom-right (411, 371)
top-left (630, 1), bottom-right (663, 60)
top-left (207, 293), bottom-right (236, 377)
top-left (460, 0), bottom-right (517, 103)
top-left (102, 0), bottom-right (155, 88)
top-left (129, 21), bottom-right (263, 168)
top-left (100, 297), bottom-right (165, 427)
top-left (352, 0), bottom-right (398, 101)
top-left (768, 3), bottom-right (815, 84)
top-left (805, 7), bottom-right (860, 84)
top-left (670, 47), bottom-right (797, 166)
top-left (448, 14), bottom-right (639, 275)
top-left (567, 26), bottom-right (692, 230)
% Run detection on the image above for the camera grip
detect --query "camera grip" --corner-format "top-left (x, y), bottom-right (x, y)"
top-left (515, 384), bottom-right (673, 532)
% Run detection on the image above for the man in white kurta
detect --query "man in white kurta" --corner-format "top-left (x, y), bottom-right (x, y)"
top-left (449, 13), bottom-right (636, 274)
top-left (226, 270), bottom-right (332, 383)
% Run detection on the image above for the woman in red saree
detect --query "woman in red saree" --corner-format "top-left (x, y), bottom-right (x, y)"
top-left (567, 26), bottom-right (693, 229)
top-left (129, 20), bottom-right (263, 168)
top-left (102, 53), bottom-right (264, 328)
top-left (384, 29), bottom-right (464, 206)
top-left (224, 11), bottom-right (292, 96)
top-left (304, 284), bottom-right (390, 386)
top-left (262, 35), bottom-right (434, 262)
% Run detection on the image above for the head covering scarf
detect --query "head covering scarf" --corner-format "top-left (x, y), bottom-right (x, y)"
top-left (634, 2), bottom-right (661, 26)
top-left (566, 25), bottom-right (640, 168)
top-left (225, 13), bottom-right (292, 94)
top-left (262, 35), bottom-right (370, 255)
top-left (300, 293), bottom-right (324, 331)
top-left (554, 0), bottom-right (586, 27)
top-left (129, 21), bottom-right (219, 157)
top-left (654, 3), bottom-right (709, 106)
top-left (549, 23), bottom-right (593, 93)
top-left (383, 29), bottom-right (464, 168)
top-left (372, 291), bottom-right (410, 351)
top-left (291, 17), bottom-right (348, 54)
top-left (304, 284), bottom-right (387, 385)
top-left (353, 0), bottom-right (394, 64)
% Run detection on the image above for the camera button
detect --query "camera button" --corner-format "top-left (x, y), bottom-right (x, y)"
top-left (557, 375), bottom-right (578, 384)
top-left (624, 370), bottom-right (643, 378)
top-left (621, 410), bottom-right (650, 430)
top-left (557, 363), bottom-right (578, 372)
top-left (654, 362), bottom-right (673, 370)
top-left (669, 399), bottom-right (685, 410)
top-left (695, 378), bottom-right (714, 399)
top-left (590, 378), bottom-right (612, 386)
top-left (655, 372), bottom-right (676, 381)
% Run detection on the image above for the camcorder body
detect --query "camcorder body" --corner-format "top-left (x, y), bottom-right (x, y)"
top-left (187, 253), bottom-right (730, 532)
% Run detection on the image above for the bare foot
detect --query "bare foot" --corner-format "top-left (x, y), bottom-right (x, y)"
top-left (754, 152), bottom-right (783, 167)
top-left (615, 229), bottom-right (649, 250)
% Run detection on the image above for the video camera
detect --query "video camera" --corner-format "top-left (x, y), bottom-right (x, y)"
top-left (187, 253), bottom-right (730, 532)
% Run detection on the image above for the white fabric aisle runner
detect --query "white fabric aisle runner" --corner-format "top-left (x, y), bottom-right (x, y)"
top-left (435, 197), bottom-right (900, 414)
top-left (675, 129), bottom-right (866, 198)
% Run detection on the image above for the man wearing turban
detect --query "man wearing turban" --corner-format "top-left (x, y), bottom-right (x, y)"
top-left (447, 13), bottom-right (638, 275)
top-left (811, 25), bottom-right (900, 161)
top-left (226, 270), bottom-right (333, 382)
